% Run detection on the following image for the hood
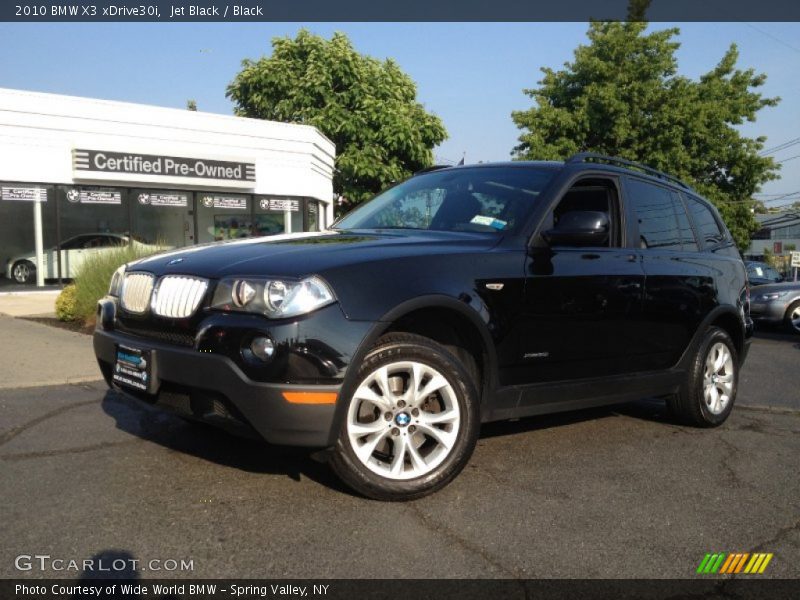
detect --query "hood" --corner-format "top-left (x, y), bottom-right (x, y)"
top-left (129, 229), bottom-right (500, 280)
top-left (751, 280), bottom-right (800, 294)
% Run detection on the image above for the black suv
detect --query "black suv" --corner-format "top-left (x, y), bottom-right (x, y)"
top-left (94, 154), bottom-right (752, 500)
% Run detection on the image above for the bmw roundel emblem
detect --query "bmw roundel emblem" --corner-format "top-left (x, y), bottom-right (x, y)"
top-left (395, 413), bottom-right (411, 427)
top-left (167, 257), bottom-right (184, 266)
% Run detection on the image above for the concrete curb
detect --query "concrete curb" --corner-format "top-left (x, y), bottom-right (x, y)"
top-left (0, 315), bottom-right (99, 389)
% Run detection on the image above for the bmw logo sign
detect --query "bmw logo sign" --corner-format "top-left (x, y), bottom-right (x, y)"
top-left (395, 413), bottom-right (411, 427)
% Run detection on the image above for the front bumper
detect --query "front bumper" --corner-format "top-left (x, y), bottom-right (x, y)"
top-left (95, 327), bottom-right (341, 447)
top-left (94, 298), bottom-right (376, 447)
top-left (749, 301), bottom-right (787, 324)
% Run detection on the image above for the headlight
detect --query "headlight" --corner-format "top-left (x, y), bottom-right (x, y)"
top-left (108, 265), bottom-right (126, 296)
top-left (211, 276), bottom-right (335, 318)
top-left (758, 291), bottom-right (788, 301)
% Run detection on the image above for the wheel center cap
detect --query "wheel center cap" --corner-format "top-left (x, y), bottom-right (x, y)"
top-left (711, 374), bottom-right (719, 383)
top-left (395, 412), bottom-right (410, 427)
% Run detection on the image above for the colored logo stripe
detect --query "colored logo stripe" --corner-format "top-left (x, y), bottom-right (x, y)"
top-left (698, 553), bottom-right (773, 574)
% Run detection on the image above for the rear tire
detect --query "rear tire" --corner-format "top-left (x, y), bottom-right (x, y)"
top-left (784, 300), bottom-right (800, 335)
top-left (12, 260), bottom-right (35, 284)
top-left (331, 332), bottom-right (480, 501)
top-left (667, 327), bottom-right (738, 427)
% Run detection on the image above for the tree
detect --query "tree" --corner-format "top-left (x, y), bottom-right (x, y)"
top-left (511, 21), bottom-right (780, 251)
top-left (186, 99), bottom-right (197, 111)
top-left (227, 30), bottom-right (447, 212)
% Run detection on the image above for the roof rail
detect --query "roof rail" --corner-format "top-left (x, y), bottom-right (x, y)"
top-left (413, 164), bottom-right (452, 176)
top-left (567, 152), bottom-right (693, 191)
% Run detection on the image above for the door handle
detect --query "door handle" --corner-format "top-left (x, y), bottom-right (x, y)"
top-left (618, 282), bottom-right (641, 292)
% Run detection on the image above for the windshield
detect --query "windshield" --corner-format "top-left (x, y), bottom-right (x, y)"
top-left (748, 263), bottom-right (781, 281)
top-left (334, 166), bottom-right (556, 234)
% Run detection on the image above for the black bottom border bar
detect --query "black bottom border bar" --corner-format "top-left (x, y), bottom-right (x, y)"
top-left (2, 579), bottom-right (798, 600)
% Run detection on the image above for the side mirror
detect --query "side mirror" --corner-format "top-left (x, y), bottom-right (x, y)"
top-left (543, 210), bottom-right (609, 247)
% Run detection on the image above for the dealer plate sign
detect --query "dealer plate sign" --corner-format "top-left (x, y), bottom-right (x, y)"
top-left (113, 345), bottom-right (152, 392)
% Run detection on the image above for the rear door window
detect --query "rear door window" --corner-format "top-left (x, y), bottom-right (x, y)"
top-left (627, 178), bottom-right (694, 251)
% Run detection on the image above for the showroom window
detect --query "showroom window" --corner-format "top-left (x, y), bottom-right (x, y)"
top-left (56, 186), bottom-right (130, 281)
top-left (196, 193), bottom-right (252, 243)
top-left (131, 189), bottom-right (193, 249)
top-left (1, 185), bottom-right (329, 286)
top-left (254, 197), bottom-right (289, 236)
top-left (0, 183), bottom-right (57, 285)
top-left (307, 201), bottom-right (320, 232)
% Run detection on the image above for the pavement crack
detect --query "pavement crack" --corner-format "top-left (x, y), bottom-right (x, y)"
top-left (0, 398), bottom-right (99, 448)
top-left (405, 501), bottom-right (526, 581)
top-left (716, 435), bottom-right (748, 490)
top-left (0, 439), bottom-right (140, 461)
top-left (749, 517), bottom-right (800, 554)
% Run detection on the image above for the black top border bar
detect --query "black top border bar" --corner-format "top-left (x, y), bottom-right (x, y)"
top-left (2, 0), bottom-right (800, 22)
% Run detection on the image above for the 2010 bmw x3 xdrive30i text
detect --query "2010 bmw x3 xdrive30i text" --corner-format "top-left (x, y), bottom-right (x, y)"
top-left (94, 154), bottom-right (753, 500)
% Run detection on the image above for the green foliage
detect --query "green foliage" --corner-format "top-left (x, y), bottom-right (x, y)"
top-left (55, 284), bottom-right (78, 322)
top-left (186, 99), bottom-right (198, 111)
top-left (226, 30), bottom-right (447, 212)
top-left (762, 247), bottom-right (774, 266)
top-left (68, 245), bottom-right (160, 326)
top-left (511, 21), bottom-right (780, 251)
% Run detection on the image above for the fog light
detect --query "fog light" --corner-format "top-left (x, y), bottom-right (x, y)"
top-left (250, 336), bottom-right (275, 361)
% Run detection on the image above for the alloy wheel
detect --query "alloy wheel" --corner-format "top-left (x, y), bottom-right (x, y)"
top-left (790, 305), bottom-right (800, 334)
top-left (702, 342), bottom-right (734, 415)
top-left (346, 360), bottom-right (460, 481)
top-left (13, 263), bottom-right (30, 283)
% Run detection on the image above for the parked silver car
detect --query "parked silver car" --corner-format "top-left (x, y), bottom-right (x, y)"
top-left (4, 233), bottom-right (164, 284)
top-left (749, 281), bottom-right (800, 334)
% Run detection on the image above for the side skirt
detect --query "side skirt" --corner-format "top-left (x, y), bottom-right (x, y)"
top-left (485, 368), bottom-right (684, 422)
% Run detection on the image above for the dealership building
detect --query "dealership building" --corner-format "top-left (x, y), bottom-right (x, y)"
top-left (0, 88), bottom-right (335, 287)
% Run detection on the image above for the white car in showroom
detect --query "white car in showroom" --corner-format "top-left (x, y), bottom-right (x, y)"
top-left (5, 233), bottom-right (162, 284)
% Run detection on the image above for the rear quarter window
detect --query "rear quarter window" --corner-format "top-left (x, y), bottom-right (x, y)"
top-left (685, 195), bottom-right (726, 248)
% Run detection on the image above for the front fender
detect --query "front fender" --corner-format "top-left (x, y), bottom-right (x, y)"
top-left (325, 294), bottom-right (499, 447)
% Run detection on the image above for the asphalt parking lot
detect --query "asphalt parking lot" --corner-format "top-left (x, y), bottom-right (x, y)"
top-left (1, 330), bottom-right (798, 580)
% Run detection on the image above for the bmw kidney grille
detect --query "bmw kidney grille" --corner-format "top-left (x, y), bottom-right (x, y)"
top-left (151, 275), bottom-right (209, 318)
top-left (120, 273), bottom-right (208, 318)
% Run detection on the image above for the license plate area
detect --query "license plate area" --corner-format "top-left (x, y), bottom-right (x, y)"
top-left (113, 344), bottom-right (154, 393)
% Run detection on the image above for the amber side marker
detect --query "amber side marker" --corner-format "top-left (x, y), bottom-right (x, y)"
top-left (282, 391), bottom-right (338, 405)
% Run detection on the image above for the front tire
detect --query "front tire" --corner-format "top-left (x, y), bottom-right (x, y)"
top-left (784, 300), bottom-right (800, 335)
top-left (12, 260), bottom-right (35, 284)
top-left (667, 327), bottom-right (738, 427)
top-left (331, 332), bottom-right (480, 501)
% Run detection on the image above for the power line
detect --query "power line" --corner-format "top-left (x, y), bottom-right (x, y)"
top-left (765, 190), bottom-right (800, 203)
top-left (759, 137), bottom-right (800, 156)
top-left (777, 154), bottom-right (800, 164)
top-left (746, 23), bottom-right (800, 56)
top-left (766, 198), bottom-right (800, 210)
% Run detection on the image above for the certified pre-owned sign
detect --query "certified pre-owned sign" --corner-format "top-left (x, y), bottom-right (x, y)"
top-left (72, 149), bottom-right (256, 183)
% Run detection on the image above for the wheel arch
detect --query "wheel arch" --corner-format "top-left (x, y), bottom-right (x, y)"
top-left (678, 306), bottom-right (746, 370)
top-left (326, 295), bottom-right (498, 447)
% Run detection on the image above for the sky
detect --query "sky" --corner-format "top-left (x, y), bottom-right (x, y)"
top-left (0, 22), bottom-right (798, 204)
